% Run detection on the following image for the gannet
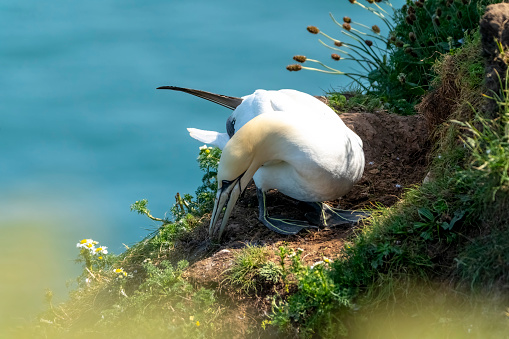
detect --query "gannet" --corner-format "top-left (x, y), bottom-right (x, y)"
top-left (157, 86), bottom-right (366, 240)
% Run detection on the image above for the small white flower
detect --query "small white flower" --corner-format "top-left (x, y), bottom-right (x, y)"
top-left (297, 248), bottom-right (304, 253)
top-left (395, 184), bottom-right (402, 188)
top-left (199, 145), bottom-right (208, 151)
top-left (77, 238), bottom-right (93, 246)
top-left (114, 268), bottom-right (127, 277)
top-left (76, 238), bottom-right (96, 251)
top-left (368, 161), bottom-right (374, 165)
top-left (486, 149), bottom-right (491, 154)
top-left (95, 246), bottom-right (108, 255)
top-left (438, 155), bottom-right (442, 159)
top-left (310, 261), bottom-right (324, 269)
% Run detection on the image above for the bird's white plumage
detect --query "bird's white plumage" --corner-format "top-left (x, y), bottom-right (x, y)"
top-left (176, 87), bottom-right (365, 239)
top-left (223, 109), bottom-right (364, 202)
top-left (187, 89), bottom-right (358, 150)
top-left (187, 128), bottom-right (229, 149)
top-left (188, 89), bottom-right (364, 202)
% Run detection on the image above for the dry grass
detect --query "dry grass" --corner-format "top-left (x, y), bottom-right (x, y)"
top-left (416, 33), bottom-right (485, 137)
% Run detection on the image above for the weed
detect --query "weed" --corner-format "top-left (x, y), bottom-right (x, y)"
top-left (258, 261), bottom-right (283, 284)
top-left (224, 244), bottom-right (272, 294)
top-left (327, 89), bottom-right (385, 113)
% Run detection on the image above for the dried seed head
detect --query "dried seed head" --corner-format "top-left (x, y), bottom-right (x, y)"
top-left (286, 64), bottom-right (302, 72)
top-left (372, 25), bottom-right (381, 34)
top-left (334, 41), bottom-right (343, 47)
top-left (409, 32), bottom-right (417, 42)
top-left (405, 16), bottom-right (414, 25)
top-left (343, 16), bottom-right (352, 23)
top-left (331, 53), bottom-right (341, 61)
top-left (375, 0), bottom-right (382, 3)
top-left (415, 1), bottom-right (423, 7)
top-left (419, 0), bottom-right (425, 3)
top-left (396, 40), bottom-right (404, 47)
top-left (293, 55), bottom-right (307, 63)
top-left (390, 36), bottom-right (396, 42)
top-left (446, 0), bottom-right (453, 7)
top-left (404, 47), bottom-right (413, 54)
top-left (436, 7), bottom-right (442, 16)
top-left (343, 23), bottom-right (352, 31)
top-left (407, 6), bottom-right (415, 13)
top-left (365, 40), bottom-right (373, 47)
top-left (411, 51), bottom-right (419, 58)
top-left (434, 16), bottom-right (441, 26)
top-left (446, 15), bottom-right (452, 20)
top-left (409, 13), bottom-right (417, 21)
top-left (461, 0), bottom-right (468, 4)
top-left (367, 0), bottom-right (374, 3)
top-left (349, 0), bottom-right (356, 3)
top-left (307, 26), bottom-right (320, 34)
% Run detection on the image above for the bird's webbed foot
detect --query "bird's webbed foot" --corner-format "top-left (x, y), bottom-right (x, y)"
top-left (305, 202), bottom-right (369, 228)
top-left (257, 188), bottom-right (318, 235)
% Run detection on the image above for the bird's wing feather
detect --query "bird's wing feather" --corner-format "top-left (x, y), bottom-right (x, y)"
top-left (157, 86), bottom-right (243, 110)
top-left (187, 128), bottom-right (229, 150)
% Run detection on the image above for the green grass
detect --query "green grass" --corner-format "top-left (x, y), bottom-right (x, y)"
top-left (327, 90), bottom-right (385, 113)
top-left (224, 245), bottom-right (275, 294)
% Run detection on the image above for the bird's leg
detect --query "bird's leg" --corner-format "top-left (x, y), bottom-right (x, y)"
top-left (256, 188), bottom-right (317, 235)
top-left (305, 202), bottom-right (369, 228)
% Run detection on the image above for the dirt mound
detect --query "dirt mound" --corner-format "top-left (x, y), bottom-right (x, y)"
top-left (341, 112), bottom-right (428, 208)
top-left (172, 111), bottom-right (429, 268)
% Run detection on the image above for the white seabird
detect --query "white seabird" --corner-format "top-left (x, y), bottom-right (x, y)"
top-left (157, 86), bottom-right (367, 240)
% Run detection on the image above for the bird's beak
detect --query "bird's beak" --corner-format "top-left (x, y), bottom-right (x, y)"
top-left (209, 176), bottom-right (243, 241)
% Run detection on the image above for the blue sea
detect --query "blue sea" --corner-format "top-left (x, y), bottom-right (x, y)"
top-left (0, 0), bottom-right (400, 323)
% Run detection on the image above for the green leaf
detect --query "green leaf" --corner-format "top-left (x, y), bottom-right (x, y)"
top-left (418, 208), bottom-right (434, 222)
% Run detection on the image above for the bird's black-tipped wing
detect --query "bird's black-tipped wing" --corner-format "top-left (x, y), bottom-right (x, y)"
top-left (157, 86), bottom-right (243, 110)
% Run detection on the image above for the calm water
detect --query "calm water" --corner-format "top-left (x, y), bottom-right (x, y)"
top-left (0, 0), bottom-right (400, 322)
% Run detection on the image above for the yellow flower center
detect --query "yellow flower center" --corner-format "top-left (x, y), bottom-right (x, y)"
top-left (196, 321), bottom-right (200, 326)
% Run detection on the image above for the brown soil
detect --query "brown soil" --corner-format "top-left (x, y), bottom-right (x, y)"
top-left (171, 111), bottom-right (429, 337)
